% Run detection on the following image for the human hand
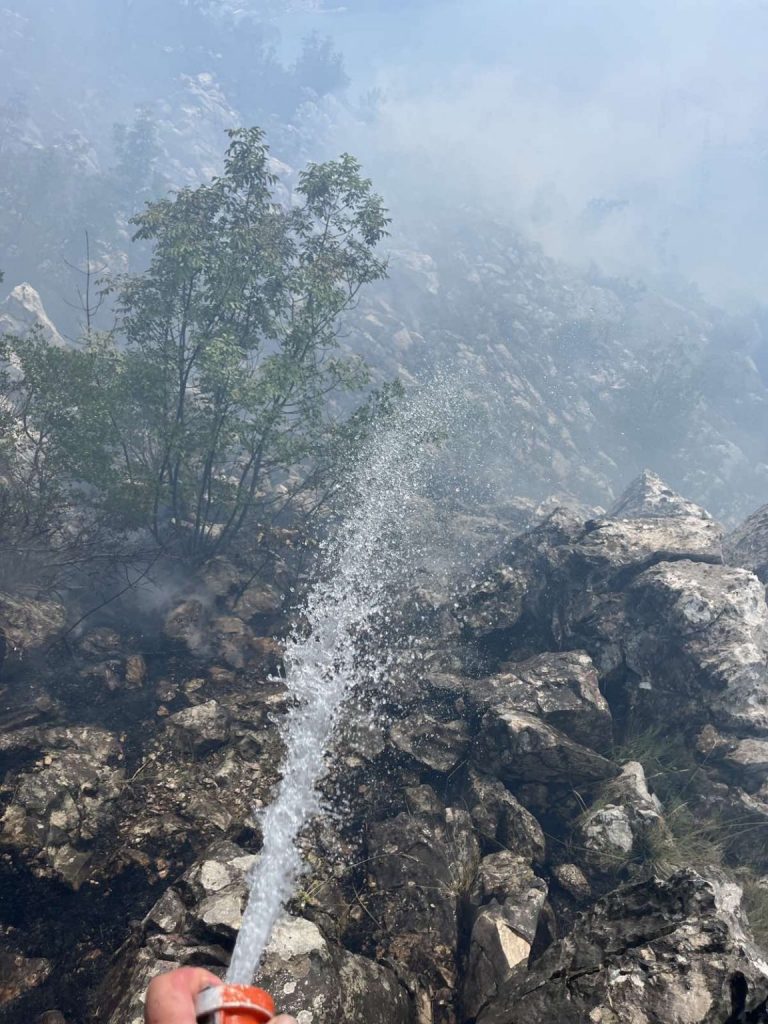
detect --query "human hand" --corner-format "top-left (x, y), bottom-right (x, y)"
top-left (144, 968), bottom-right (297, 1024)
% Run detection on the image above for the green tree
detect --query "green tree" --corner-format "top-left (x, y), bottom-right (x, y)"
top-left (111, 127), bottom-right (389, 561)
top-left (1, 129), bottom-right (390, 575)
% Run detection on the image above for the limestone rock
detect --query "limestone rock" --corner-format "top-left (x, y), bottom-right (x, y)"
top-left (0, 591), bottom-right (65, 660)
top-left (722, 738), bottom-right (768, 791)
top-left (453, 565), bottom-right (532, 644)
top-left (575, 761), bottom-right (667, 877)
top-left (551, 862), bottom-right (591, 901)
top-left (0, 726), bottom-right (123, 887)
top-left (477, 870), bottom-right (768, 1024)
top-left (166, 700), bottom-right (231, 755)
top-left (100, 949), bottom-right (184, 1024)
top-left (76, 628), bottom-right (123, 659)
top-left (725, 502), bottom-right (768, 582)
top-left (568, 512), bottom-right (723, 579)
top-left (209, 616), bottom-right (252, 670)
top-left (259, 916), bottom-right (415, 1024)
top-left (625, 560), bottom-right (768, 734)
top-left (199, 556), bottom-right (241, 598)
top-left (367, 802), bottom-right (480, 1007)
top-left (475, 709), bottom-right (616, 787)
top-left (390, 713), bottom-right (470, 772)
top-left (610, 470), bottom-right (715, 521)
top-left (0, 283), bottom-right (65, 347)
top-left (462, 768), bottom-right (546, 863)
top-left (0, 950), bottom-right (52, 1005)
top-left (491, 651), bottom-right (612, 751)
top-left (233, 581), bottom-right (283, 618)
top-left (464, 854), bottom-right (547, 1019)
top-left (469, 852), bottom-right (547, 926)
top-left (164, 600), bottom-right (209, 654)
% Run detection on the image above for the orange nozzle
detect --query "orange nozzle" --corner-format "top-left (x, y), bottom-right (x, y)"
top-left (195, 984), bottom-right (276, 1024)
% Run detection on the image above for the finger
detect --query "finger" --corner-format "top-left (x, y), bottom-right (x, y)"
top-left (145, 967), bottom-right (222, 1024)
top-left (271, 1016), bottom-right (298, 1024)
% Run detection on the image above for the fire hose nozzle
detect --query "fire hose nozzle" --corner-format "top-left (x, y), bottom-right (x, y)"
top-left (195, 984), bottom-right (276, 1024)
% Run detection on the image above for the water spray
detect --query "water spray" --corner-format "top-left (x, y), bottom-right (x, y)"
top-left (214, 375), bottom-right (465, 1001)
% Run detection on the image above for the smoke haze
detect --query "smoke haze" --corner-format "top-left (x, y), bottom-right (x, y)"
top-left (268, 0), bottom-right (768, 304)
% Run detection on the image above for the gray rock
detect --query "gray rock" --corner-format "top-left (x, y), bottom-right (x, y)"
top-left (76, 628), bottom-right (123, 658)
top-left (0, 283), bottom-right (65, 346)
top-left (199, 556), bottom-right (242, 597)
top-left (474, 708), bottom-right (617, 787)
top-left (0, 591), bottom-right (65, 658)
top-left (209, 615), bottom-right (252, 670)
top-left (144, 887), bottom-right (188, 935)
top-left (625, 560), bottom-right (768, 734)
top-left (390, 713), bottom-right (471, 772)
top-left (464, 854), bottom-right (547, 1020)
top-left (0, 726), bottom-right (123, 887)
top-left (609, 470), bottom-right (715, 521)
top-left (462, 768), bottom-right (546, 863)
top-left (722, 738), bottom-right (768, 791)
top-left (568, 512), bottom-right (723, 579)
top-left (177, 839), bottom-right (257, 941)
top-left (463, 905), bottom-right (535, 1022)
top-left (233, 581), bottom-right (283, 618)
top-left (259, 915), bottom-right (415, 1024)
top-left (367, 803), bottom-right (480, 1004)
top-left (575, 761), bottom-right (667, 877)
top-left (453, 565), bottom-right (532, 642)
top-left (725, 502), bottom-right (768, 582)
top-left (490, 651), bottom-right (612, 751)
top-left (0, 950), bottom-right (52, 1005)
top-left (551, 863), bottom-right (592, 901)
top-left (469, 853), bottom-right (547, 933)
top-left (477, 870), bottom-right (768, 1024)
top-left (164, 599), bottom-right (208, 654)
top-left (166, 700), bottom-right (231, 754)
top-left (99, 950), bottom-right (187, 1024)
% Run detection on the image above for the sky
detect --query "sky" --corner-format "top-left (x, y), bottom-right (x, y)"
top-left (270, 0), bottom-right (768, 305)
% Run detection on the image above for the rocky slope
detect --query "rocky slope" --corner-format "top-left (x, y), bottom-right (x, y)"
top-left (348, 218), bottom-right (768, 523)
top-left (2, 470), bottom-right (768, 1023)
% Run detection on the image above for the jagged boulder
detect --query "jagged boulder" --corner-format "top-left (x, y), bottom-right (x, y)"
top-left (551, 862), bottom-right (592, 901)
top-left (477, 870), bottom-right (768, 1024)
top-left (259, 916), bottom-right (415, 1024)
top-left (463, 853), bottom-right (547, 1021)
top-left (462, 768), bottom-right (546, 863)
top-left (454, 565), bottom-right (532, 646)
top-left (0, 592), bottom-right (65, 665)
top-left (0, 950), bottom-right (52, 1006)
top-left (367, 795), bottom-right (480, 1017)
top-left (0, 726), bottom-right (123, 887)
top-left (565, 511), bottom-right (723, 580)
top-left (624, 560), bottom-right (768, 734)
top-left (163, 600), bottom-right (209, 654)
top-left (390, 713), bottom-right (471, 772)
top-left (574, 761), bottom-right (667, 878)
top-left (721, 738), bottom-right (768, 791)
top-left (453, 475), bottom-right (723, 667)
top-left (165, 700), bottom-right (231, 755)
top-left (726, 502), bottom-right (768, 582)
top-left (0, 283), bottom-right (65, 347)
top-left (99, 841), bottom-right (416, 1024)
top-left (474, 709), bottom-right (616, 788)
top-left (490, 651), bottom-right (612, 751)
top-left (609, 469), bottom-right (716, 521)
top-left (177, 840), bottom-right (258, 942)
